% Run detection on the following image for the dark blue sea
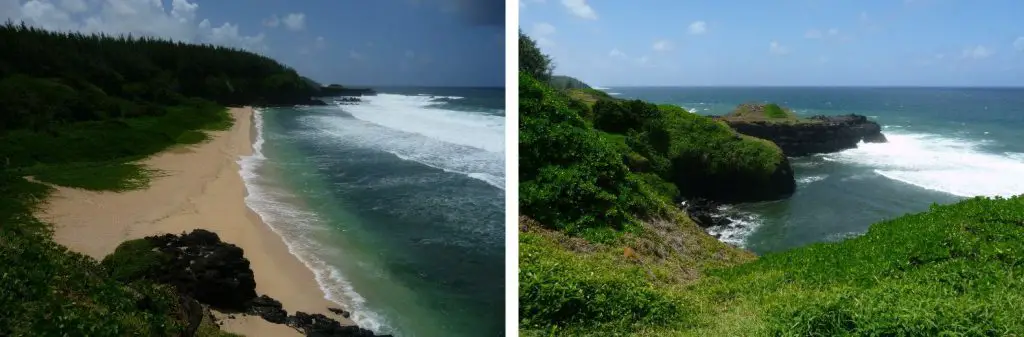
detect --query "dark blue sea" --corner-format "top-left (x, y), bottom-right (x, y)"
top-left (602, 87), bottom-right (1024, 254)
top-left (241, 88), bottom-right (505, 337)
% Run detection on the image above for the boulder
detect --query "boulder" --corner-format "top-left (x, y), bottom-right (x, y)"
top-left (287, 311), bottom-right (392, 337)
top-left (248, 295), bottom-right (288, 324)
top-left (103, 229), bottom-right (257, 311)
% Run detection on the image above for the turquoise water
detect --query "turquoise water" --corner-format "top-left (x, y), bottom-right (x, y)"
top-left (608, 87), bottom-right (1024, 254)
top-left (240, 88), bottom-right (505, 336)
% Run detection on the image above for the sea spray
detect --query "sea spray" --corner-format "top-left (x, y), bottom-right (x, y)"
top-left (825, 131), bottom-right (1024, 197)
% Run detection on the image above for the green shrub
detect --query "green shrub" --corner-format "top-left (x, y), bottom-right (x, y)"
top-left (519, 73), bottom-right (659, 239)
top-left (102, 239), bottom-right (170, 283)
top-left (519, 232), bottom-right (692, 335)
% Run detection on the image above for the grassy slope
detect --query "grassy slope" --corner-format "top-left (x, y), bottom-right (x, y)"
top-left (520, 74), bottom-right (1024, 336)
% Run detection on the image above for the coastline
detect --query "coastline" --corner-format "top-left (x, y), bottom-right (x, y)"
top-left (39, 107), bottom-right (353, 336)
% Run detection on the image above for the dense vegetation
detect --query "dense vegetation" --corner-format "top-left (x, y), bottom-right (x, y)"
top-left (518, 32), bottom-right (1024, 336)
top-left (549, 75), bottom-right (591, 90)
top-left (0, 22), bottom-right (307, 336)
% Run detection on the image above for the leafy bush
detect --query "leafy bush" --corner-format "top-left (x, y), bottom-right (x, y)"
top-left (102, 239), bottom-right (170, 282)
top-left (519, 73), bottom-right (660, 239)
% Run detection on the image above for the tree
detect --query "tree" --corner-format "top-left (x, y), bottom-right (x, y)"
top-left (519, 30), bottom-right (553, 82)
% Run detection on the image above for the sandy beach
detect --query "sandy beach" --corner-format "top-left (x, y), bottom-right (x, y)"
top-left (38, 106), bottom-right (351, 336)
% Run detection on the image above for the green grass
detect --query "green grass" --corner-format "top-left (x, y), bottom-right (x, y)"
top-left (722, 102), bottom-right (810, 124)
top-left (27, 161), bottom-right (161, 191)
top-left (522, 196), bottom-right (1024, 336)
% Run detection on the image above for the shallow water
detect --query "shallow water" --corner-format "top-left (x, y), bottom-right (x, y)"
top-left (240, 88), bottom-right (505, 337)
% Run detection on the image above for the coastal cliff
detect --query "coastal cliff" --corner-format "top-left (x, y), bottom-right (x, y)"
top-left (717, 103), bottom-right (888, 157)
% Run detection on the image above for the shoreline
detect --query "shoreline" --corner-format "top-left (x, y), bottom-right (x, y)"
top-left (39, 107), bottom-right (353, 336)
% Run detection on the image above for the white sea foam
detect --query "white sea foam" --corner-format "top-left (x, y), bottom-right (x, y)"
top-left (704, 205), bottom-right (765, 248)
top-left (797, 174), bottom-right (828, 185)
top-left (823, 131), bottom-right (1024, 197)
top-left (607, 92), bottom-right (622, 96)
top-left (303, 94), bottom-right (505, 189)
top-left (340, 94), bottom-right (503, 153)
top-left (239, 109), bottom-right (392, 334)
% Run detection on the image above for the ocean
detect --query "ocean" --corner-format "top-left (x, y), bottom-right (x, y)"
top-left (605, 87), bottom-right (1024, 254)
top-left (239, 87), bottom-right (505, 336)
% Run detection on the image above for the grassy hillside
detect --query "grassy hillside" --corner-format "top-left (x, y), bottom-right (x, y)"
top-left (518, 32), bottom-right (1024, 336)
top-left (549, 75), bottom-right (592, 90)
top-left (0, 23), bottom-right (311, 336)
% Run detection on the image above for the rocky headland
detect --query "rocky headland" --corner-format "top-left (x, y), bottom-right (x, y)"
top-left (716, 103), bottom-right (888, 157)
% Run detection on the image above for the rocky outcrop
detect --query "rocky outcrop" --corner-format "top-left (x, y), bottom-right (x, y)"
top-left (247, 295), bottom-right (389, 336)
top-left (682, 198), bottom-right (728, 228)
top-left (319, 84), bottom-right (377, 97)
top-left (105, 230), bottom-right (391, 337)
top-left (104, 229), bottom-right (258, 310)
top-left (287, 312), bottom-right (388, 337)
top-left (721, 114), bottom-right (887, 157)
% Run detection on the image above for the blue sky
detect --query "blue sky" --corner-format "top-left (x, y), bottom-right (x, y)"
top-left (521, 0), bottom-right (1024, 87)
top-left (2, 0), bottom-right (505, 87)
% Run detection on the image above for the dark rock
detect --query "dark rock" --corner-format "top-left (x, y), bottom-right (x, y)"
top-left (286, 311), bottom-right (391, 337)
top-left (721, 114), bottom-right (888, 157)
top-left (309, 99), bottom-right (329, 106)
top-left (133, 229), bottom-right (258, 311)
top-left (682, 198), bottom-right (729, 228)
top-left (328, 307), bottom-right (351, 318)
top-left (319, 84), bottom-right (377, 97)
top-left (176, 295), bottom-right (205, 337)
top-left (248, 295), bottom-right (288, 324)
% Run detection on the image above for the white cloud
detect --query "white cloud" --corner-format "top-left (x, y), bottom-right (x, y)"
top-left (282, 12), bottom-right (305, 31)
top-left (652, 39), bottom-right (672, 51)
top-left (609, 48), bottom-right (626, 58)
top-left (961, 45), bottom-right (993, 59)
top-left (349, 50), bottom-right (363, 60)
top-left (532, 22), bottom-right (555, 36)
top-left (204, 21), bottom-right (267, 52)
top-left (561, 0), bottom-right (596, 20)
top-left (828, 28), bottom-right (839, 36)
top-left (769, 41), bottom-right (789, 55)
top-left (5, 0), bottom-right (268, 53)
top-left (1015, 37), bottom-right (1024, 52)
top-left (688, 20), bottom-right (706, 35)
top-left (636, 55), bottom-right (649, 64)
top-left (314, 36), bottom-right (325, 49)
